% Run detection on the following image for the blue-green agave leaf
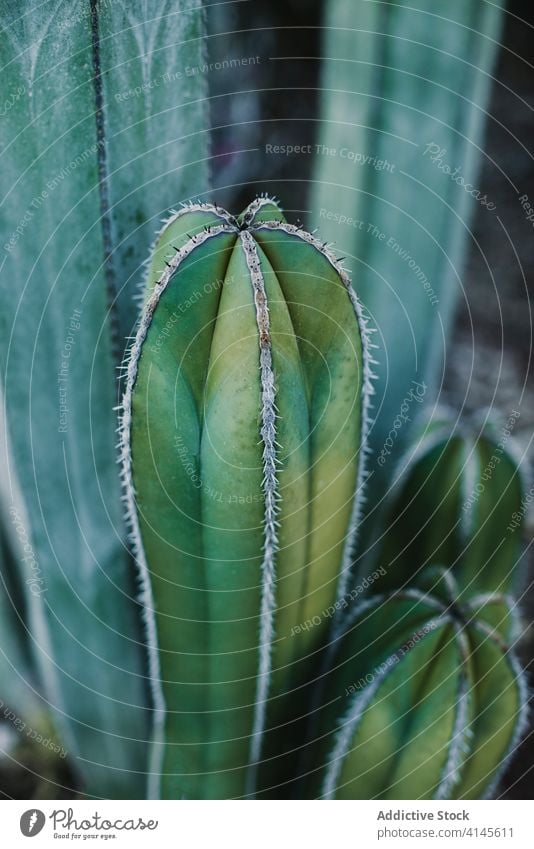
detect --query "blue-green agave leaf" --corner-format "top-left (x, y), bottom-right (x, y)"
top-left (0, 0), bottom-right (210, 797)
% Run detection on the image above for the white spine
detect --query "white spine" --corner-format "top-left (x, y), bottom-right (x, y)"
top-left (250, 220), bottom-right (376, 607)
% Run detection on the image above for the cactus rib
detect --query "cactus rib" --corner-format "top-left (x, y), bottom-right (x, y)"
top-left (363, 414), bottom-right (526, 601)
top-left (321, 613), bottom-right (451, 799)
top-left (251, 219), bottom-right (377, 605)
top-left (121, 198), bottom-right (371, 798)
top-left (241, 229), bottom-right (280, 794)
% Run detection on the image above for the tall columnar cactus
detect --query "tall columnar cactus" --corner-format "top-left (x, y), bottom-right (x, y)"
top-left (308, 570), bottom-right (527, 800)
top-left (363, 416), bottom-right (526, 599)
top-left (120, 198), bottom-right (372, 799)
top-left (0, 0), bottom-right (210, 797)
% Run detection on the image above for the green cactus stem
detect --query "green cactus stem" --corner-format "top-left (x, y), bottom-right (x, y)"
top-left (363, 415), bottom-right (526, 600)
top-left (308, 569), bottom-right (527, 800)
top-left (120, 197), bottom-right (373, 799)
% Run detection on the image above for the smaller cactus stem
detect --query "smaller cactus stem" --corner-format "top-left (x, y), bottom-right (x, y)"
top-left (321, 651), bottom-right (386, 800)
top-left (321, 615), bottom-right (447, 799)
top-left (241, 230), bottom-right (280, 797)
top-left (354, 423), bottom-right (460, 583)
top-left (434, 628), bottom-right (471, 799)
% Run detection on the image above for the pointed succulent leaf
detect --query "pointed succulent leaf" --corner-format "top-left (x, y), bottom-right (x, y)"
top-left (451, 622), bottom-right (527, 800)
top-left (121, 198), bottom-right (370, 799)
top-left (311, 0), bottom-right (506, 541)
top-left (0, 0), bottom-right (210, 797)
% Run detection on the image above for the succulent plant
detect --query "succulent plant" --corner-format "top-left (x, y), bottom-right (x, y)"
top-left (363, 416), bottom-right (526, 600)
top-left (120, 197), bottom-right (373, 798)
top-left (0, 2), bottom-right (527, 803)
top-left (308, 569), bottom-right (527, 800)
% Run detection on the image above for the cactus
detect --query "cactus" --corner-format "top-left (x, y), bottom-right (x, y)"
top-left (120, 197), bottom-right (372, 798)
top-left (308, 569), bottom-right (527, 800)
top-left (363, 416), bottom-right (526, 601)
top-left (0, 0), bottom-right (210, 797)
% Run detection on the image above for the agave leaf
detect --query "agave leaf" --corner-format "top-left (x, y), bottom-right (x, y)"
top-left (311, 0), bottom-right (505, 533)
top-left (96, 0), bottom-right (210, 340)
top-left (0, 387), bottom-right (47, 729)
top-left (0, 0), bottom-right (209, 797)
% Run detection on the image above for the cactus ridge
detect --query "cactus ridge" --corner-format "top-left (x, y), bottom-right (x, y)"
top-left (480, 641), bottom-right (529, 799)
top-left (434, 653), bottom-right (472, 800)
top-left (251, 219), bottom-right (378, 605)
top-left (462, 613), bottom-right (529, 801)
top-left (466, 591), bottom-right (521, 644)
top-left (240, 229), bottom-right (280, 794)
top-left (241, 195), bottom-right (282, 228)
top-left (120, 198), bottom-right (373, 798)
